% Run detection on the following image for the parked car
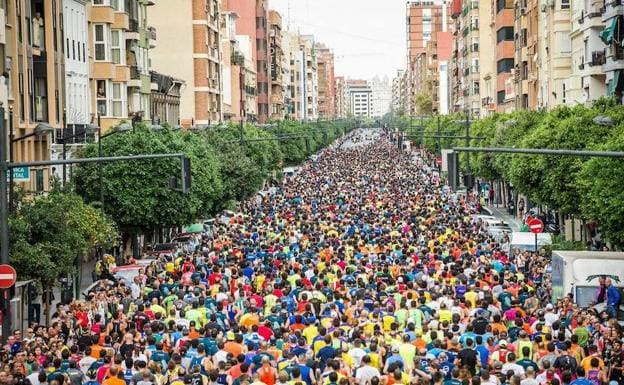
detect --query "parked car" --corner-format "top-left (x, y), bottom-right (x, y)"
top-left (113, 264), bottom-right (143, 284)
top-left (150, 242), bottom-right (177, 256)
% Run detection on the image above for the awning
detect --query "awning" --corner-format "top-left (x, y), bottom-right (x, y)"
top-left (184, 223), bottom-right (204, 233)
top-left (600, 17), bottom-right (618, 44)
top-left (608, 70), bottom-right (621, 96)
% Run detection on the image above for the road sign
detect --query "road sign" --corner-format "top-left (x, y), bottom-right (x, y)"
top-left (0, 265), bottom-right (16, 289)
top-left (11, 167), bottom-right (30, 182)
top-left (528, 218), bottom-right (544, 234)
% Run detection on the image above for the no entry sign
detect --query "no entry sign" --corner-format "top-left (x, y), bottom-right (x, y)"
top-left (0, 265), bottom-right (17, 289)
top-left (528, 218), bottom-right (544, 234)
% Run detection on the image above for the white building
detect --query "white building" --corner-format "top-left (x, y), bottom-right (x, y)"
top-left (370, 75), bottom-right (392, 118)
top-left (347, 80), bottom-right (373, 118)
top-left (301, 35), bottom-right (318, 121)
top-left (63, 0), bottom-right (90, 128)
top-left (53, 0), bottom-right (91, 178)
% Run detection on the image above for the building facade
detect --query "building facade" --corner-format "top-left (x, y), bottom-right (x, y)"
top-left (149, 0), bottom-right (222, 127)
top-left (494, 0), bottom-right (515, 111)
top-left (268, 10), bottom-right (284, 120)
top-left (347, 79), bottom-right (372, 118)
top-left (316, 43), bottom-right (335, 119)
top-left (537, 0), bottom-right (572, 109)
top-left (282, 30), bottom-right (302, 120)
top-left (334, 76), bottom-right (347, 118)
top-left (512, 0), bottom-right (540, 111)
top-left (300, 35), bottom-right (318, 121)
top-left (226, 0), bottom-right (269, 123)
top-left (406, 0), bottom-right (449, 115)
top-left (569, 0), bottom-right (605, 106)
top-left (6, 0), bottom-right (66, 193)
top-left (371, 75), bottom-right (392, 118)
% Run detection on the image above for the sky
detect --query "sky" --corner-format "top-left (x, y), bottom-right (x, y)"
top-left (269, 0), bottom-right (405, 81)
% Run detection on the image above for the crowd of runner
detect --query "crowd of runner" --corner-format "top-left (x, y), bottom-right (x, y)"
top-left (2, 129), bottom-right (623, 385)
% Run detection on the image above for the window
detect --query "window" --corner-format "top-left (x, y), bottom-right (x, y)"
top-left (497, 27), bottom-right (514, 43)
top-left (497, 58), bottom-right (514, 73)
top-left (111, 30), bottom-right (124, 64)
top-left (96, 80), bottom-right (107, 115)
top-left (112, 82), bottom-right (126, 117)
top-left (93, 0), bottom-right (109, 4)
top-left (94, 24), bottom-right (109, 61)
top-left (111, 0), bottom-right (123, 11)
top-left (473, 81), bottom-right (480, 95)
top-left (497, 90), bottom-right (506, 104)
top-left (561, 0), bottom-right (570, 9)
top-left (558, 32), bottom-right (571, 53)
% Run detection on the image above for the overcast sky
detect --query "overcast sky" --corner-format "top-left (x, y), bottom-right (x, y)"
top-left (269, 0), bottom-right (405, 81)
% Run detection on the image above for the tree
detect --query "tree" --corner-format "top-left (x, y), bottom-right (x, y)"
top-left (415, 93), bottom-right (433, 115)
top-left (10, 186), bottom-right (117, 284)
top-left (73, 125), bottom-right (223, 237)
top-left (507, 106), bottom-right (611, 215)
top-left (579, 124), bottom-right (624, 245)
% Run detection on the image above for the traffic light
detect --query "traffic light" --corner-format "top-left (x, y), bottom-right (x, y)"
top-left (447, 151), bottom-right (459, 191)
top-left (181, 156), bottom-right (192, 194)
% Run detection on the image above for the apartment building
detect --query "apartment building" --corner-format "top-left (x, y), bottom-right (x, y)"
top-left (268, 10), bottom-right (284, 120)
top-left (450, 0), bottom-right (484, 116)
top-left (5, 0), bottom-right (65, 192)
top-left (537, 0), bottom-right (572, 109)
top-left (149, 0), bottom-right (221, 127)
top-left (282, 30), bottom-right (302, 120)
top-left (512, 0), bottom-right (540, 111)
top-left (371, 76), bottom-right (392, 118)
top-left (89, 0), bottom-right (155, 132)
top-left (221, 9), bottom-right (242, 121)
top-left (226, 0), bottom-right (269, 123)
top-left (599, 0), bottom-right (624, 103)
top-left (478, 0), bottom-right (496, 117)
top-left (494, 0), bottom-right (515, 111)
top-left (569, 0), bottom-right (606, 105)
top-left (334, 76), bottom-right (347, 118)
top-left (347, 79), bottom-right (372, 118)
top-left (236, 34), bottom-right (257, 121)
top-left (391, 70), bottom-right (405, 113)
top-left (316, 43), bottom-right (335, 119)
top-left (301, 35), bottom-right (318, 121)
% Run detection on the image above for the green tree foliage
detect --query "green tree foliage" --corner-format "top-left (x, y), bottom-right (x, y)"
top-left (73, 120), bottom-right (357, 236)
top-left (391, 99), bottom-right (624, 244)
top-left (579, 124), bottom-right (624, 246)
top-left (73, 125), bottom-right (223, 235)
top-left (10, 186), bottom-right (117, 283)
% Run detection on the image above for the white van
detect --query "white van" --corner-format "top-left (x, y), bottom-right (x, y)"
top-left (551, 250), bottom-right (624, 308)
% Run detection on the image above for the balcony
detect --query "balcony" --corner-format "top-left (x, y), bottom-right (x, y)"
top-left (147, 27), bottom-right (157, 48)
top-left (591, 50), bottom-right (606, 66)
top-left (605, 46), bottom-right (624, 72)
top-left (128, 66), bottom-right (141, 88)
top-left (602, 0), bottom-right (624, 22)
top-left (127, 19), bottom-right (140, 41)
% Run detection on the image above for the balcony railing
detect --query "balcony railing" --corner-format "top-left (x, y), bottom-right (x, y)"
top-left (129, 19), bottom-right (139, 33)
top-left (147, 26), bottom-right (157, 40)
top-left (130, 65), bottom-right (140, 80)
top-left (591, 50), bottom-right (606, 66)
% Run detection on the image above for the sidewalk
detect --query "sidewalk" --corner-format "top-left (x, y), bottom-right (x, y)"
top-left (487, 204), bottom-right (523, 231)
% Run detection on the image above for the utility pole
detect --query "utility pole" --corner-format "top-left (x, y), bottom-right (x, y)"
top-left (0, 105), bottom-right (10, 341)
